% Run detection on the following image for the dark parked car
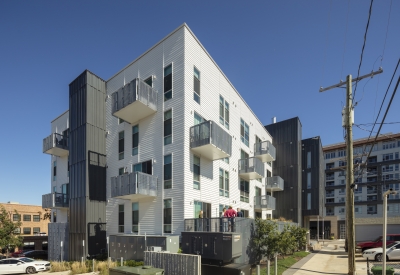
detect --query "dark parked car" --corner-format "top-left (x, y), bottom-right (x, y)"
top-left (0, 255), bottom-right (5, 260)
top-left (19, 250), bottom-right (48, 260)
top-left (11, 250), bottom-right (32, 258)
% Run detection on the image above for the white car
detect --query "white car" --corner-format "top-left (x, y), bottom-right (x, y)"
top-left (0, 257), bottom-right (50, 274)
top-left (362, 241), bottom-right (400, 261)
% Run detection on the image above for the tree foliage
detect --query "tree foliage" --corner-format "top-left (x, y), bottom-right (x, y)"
top-left (0, 205), bottom-right (23, 251)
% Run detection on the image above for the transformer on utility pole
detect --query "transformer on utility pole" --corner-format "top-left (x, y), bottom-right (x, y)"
top-left (319, 68), bottom-right (383, 275)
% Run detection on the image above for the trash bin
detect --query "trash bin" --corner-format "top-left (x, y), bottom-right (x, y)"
top-left (110, 266), bottom-right (164, 275)
top-left (371, 266), bottom-right (395, 275)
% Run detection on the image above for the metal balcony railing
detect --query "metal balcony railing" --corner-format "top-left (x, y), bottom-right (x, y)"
top-left (189, 120), bottom-right (232, 160)
top-left (111, 172), bottom-right (158, 199)
top-left (265, 176), bottom-right (284, 191)
top-left (42, 193), bottom-right (69, 209)
top-left (254, 195), bottom-right (276, 211)
top-left (254, 140), bottom-right (276, 162)
top-left (238, 157), bottom-right (265, 180)
top-left (43, 133), bottom-right (69, 156)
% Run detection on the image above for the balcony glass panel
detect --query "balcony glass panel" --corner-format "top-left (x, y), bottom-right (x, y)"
top-left (43, 133), bottom-right (69, 157)
top-left (254, 195), bottom-right (276, 211)
top-left (254, 140), bottom-right (276, 162)
top-left (265, 176), bottom-right (284, 191)
top-left (111, 171), bottom-right (157, 200)
top-left (238, 157), bottom-right (264, 180)
top-left (42, 193), bottom-right (69, 209)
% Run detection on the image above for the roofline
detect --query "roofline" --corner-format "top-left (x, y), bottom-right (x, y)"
top-left (51, 109), bottom-right (69, 123)
top-left (107, 23), bottom-right (272, 140)
top-left (0, 202), bottom-right (46, 208)
top-left (323, 132), bottom-right (400, 151)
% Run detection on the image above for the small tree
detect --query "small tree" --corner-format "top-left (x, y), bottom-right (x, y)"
top-left (290, 225), bottom-right (307, 251)
top-left (252, 218), bottom-right (280, 263)
top-left (277, 224), bottom-right (296, 257)
top-left (0, 205), bottom-right (23, 254)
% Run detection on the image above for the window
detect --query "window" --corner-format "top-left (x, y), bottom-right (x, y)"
top-left (118, 118), bottom-right (125, 124)
top-left (367, 205), bottom-right (377, 214)
top-left (339, 160), bottom-right (347, 166)
top-left (33, 227), bottom-right (40, 234)
top-left (132, 160), bottom-right (152, 175)
top-left (13, 214), bottom-right (20, 221)
top-left (255, 186), bottom-right (261, 197)
top-left (355, 196), bottom-right (361, 201)
top-left (307, 193), bottom-right (311, 210)
top-left (193, 156), bottom-right (200, 190)
top-left (23, 215), bottom-right (31, 222)
top-left (240, 180), bottom-right (249, 202)
top-left (219, 168), bottom-right (229, 197)
top-left (354, 186), bottom-right (362, 194)
top-left (118, 204), bottom-right (124, 233)
top-left (132, 125), bottom-right (139, 156)
top-left (241, 149), bottom-right (249, 160)
top-left (307, 172), bottom-right (311, 189)
top-left (53, 186), bottom-right (56, 193)
top-left (164, 110), bottom-right (172, 145)
top-left (353, 147), bottom-right (363, 155)
top-left (164, 64), bottom-right (172, 101)
top-left (194, 112), bottom-right (205, 125)
top-left (23, 228), bottom-right (31, 235)
top-left (388, 204), bottom-right (399, 213)
top-left (118, 131), bottom-right (124, 160)
top-left (53, 211), bottom-right (56, 222)
top-left (14, 228), bottom-right (21, 234)
top-left (164, 199), bottom-right (172, 233)
top-left (144, 76), bottom-right (153, 87)
top-left (219, 96), bottom-right (229, 129)
top-left (53, 161), bottom-right (57, 181)
top-left (307, 151), bottom-right (311, 168)
top-left (223, 157), bottom-right (229, 164)
top-left (338, 150), bottom-right (346, 157)
top-left (240, 119), bottom-right (249, 147)
top-left (164, 154), bottom-right (172, 189)
top-left (193, 67), bottom-right (200, 104)
top-left (219, 204), bottom-right (229, 217)
top-left (132, 203), bottom-right (139, 233)
top-left (119, 168), bottom-right (124, 175)
top-left (325, 152), bottom-right (335, 159)
top-left (383, 141), bottom-right (396, 150)
top-left (338, 208), bottom-right (345, 214)
top-left (67, 160), bottom-right (70, 178)
top-left (33, 215), bottom-right (40, 222)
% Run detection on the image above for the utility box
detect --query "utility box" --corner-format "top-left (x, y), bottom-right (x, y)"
top-left (109, 235), bottom-right (179, 261)
top-left (110, 266), bottom-right (164, 275)
top-left (181, 232), bottom-right (242, 265)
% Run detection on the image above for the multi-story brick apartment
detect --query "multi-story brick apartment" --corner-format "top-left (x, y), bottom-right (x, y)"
top-left (0, 202), bottom-right (49, 251)
top-left (323, 132), bottom-right (400, 241)
top-left (42, 23), bottom-right (282, 261)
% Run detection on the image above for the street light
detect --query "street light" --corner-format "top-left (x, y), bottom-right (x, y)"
top-left (382, 188), bottom-right (397, 275)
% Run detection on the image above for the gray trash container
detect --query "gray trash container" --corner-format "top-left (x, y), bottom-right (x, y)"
top-left (110, 266), bottom-right (164, 275)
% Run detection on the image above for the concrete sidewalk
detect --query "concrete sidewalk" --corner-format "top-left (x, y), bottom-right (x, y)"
top-left (283, 240), bottom-right (369, 275)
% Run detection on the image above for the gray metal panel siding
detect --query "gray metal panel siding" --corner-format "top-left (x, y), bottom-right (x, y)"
top-left (68, 71), bottom-right (107, 261)
top-left (48, 223), bottom-right (69, 261)
top-left (144, 252), bottom-right (201, 275)
top-left (265, 117), bottom-right (302, 224)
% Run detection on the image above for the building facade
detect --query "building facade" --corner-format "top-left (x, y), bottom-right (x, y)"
top-left (42, 23), bottom-right (281, 260)
top-left (323, 133), bottom-right (400, 241)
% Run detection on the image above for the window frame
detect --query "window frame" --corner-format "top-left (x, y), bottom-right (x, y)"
top-left (118, 204), bottom-right (124, 233)
top-left (132, 202), bottom-right (139, 233)
top-left (118, 131), bottom-right (125, 160)
top-left (193, 155), bottom-right (200, 190)
top-left (164, 109), bottom-right (172, 145)
top-left (240, 118), bottom-right (249, 147)
top-left (193, 67), bottom-right (200, 104)
top-left (163, 199), bottom-right (172, 233)
top-left (33, 215), bottom-right (40, 222)
top-left (23, 227), bottom-right (31, 235)
top-left (164, 154), bottom-right (172, 189)
top-left (132, 125), bottom-right (139, 156)
top-left (23, 215), bottom-right (31, 222)
top-left (240, 179), bottom-right (249, 203)
top-left (164, 64), bottom-right (173, 101)
top-left (219, 168), bottom-right (229, 197)
top-left (219, 95), bottom-right (230, 129)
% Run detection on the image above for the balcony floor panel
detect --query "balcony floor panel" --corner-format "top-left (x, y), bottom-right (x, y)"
top-left (239, 172), bottom-right (263, 181)
top-left (265, 187), bottom-right (284, 192)
top-left (255, 154), bottom-right (275, 162)
top-left (191, 144), bottom-right (229, 160)
top-left (113, 101), bottom-right (156, 124)
top-left (44, 147), bottom-right (68, 157)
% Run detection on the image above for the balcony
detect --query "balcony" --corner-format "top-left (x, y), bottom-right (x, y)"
top-left (326, 192), bottom-right (335, 198)
top-left (190, 120), bottom-right (232, 160)
top-left (326, 212), bottom-right (334, 216)
top-left (254, 140), bottom-right (276, 162)
top-left (254, 195), bottom-right (276, 211)
top-left (42, 193), bottom-right (69, 209)
top-left (43, 133), bottom-right (68, 157)
top-left (111, 78), bottom-right (157, 124)
top-left (265, 176), bottom-right (284, 191)
top-left (238, 157), bottom-right (264, 180)
top-left (111, 172), bottom-right (157, 200)
top-left (367, 196), bottom-right (377, 201)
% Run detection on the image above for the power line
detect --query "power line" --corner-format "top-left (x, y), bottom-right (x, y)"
top-left (352, 0), bottom-right (374, 102)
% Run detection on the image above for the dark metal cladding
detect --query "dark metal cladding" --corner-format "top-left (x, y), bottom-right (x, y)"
top-left (265, 117), bottom-right (302, 225)
top-left (68, 70), bottom-right (106, 261)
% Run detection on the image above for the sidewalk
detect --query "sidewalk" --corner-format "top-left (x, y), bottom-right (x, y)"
top-left (283, 240), bottom-right (369, 275)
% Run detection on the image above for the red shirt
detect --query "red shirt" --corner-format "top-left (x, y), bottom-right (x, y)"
top-left (224, 209), bottom-right (237, 217)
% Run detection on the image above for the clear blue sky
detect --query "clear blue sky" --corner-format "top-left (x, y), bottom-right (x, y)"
top-left (0, 1), bottom-right (399, 205)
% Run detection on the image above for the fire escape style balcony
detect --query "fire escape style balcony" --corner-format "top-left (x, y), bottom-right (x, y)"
top-left (238, 157), bottom-right (264, 180)
top-left (254, 195), bottom-right (276, 211)
top-left (42, 193), bottom-right (69, 209)
top-left (254, 140), bottom-right (276, 162)
top-left (43, 133), bottom-right (68, 157)
top-left (111, 78), bottom-right (157, 124)
top-left (111, 172), bottom-right (158, 200)
top-left (266, 176), bottom-right (284, 191)
top-left (190, 120), bottom-right (232, 160)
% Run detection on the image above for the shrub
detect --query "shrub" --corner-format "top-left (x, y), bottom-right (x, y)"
top-left (70, 261), bottom-right (88, 275)
top-left (50, 261), bottom-right (70, 272)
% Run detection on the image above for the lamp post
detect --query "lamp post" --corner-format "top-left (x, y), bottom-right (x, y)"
top-left (382, 188), bottom-right (397, 275)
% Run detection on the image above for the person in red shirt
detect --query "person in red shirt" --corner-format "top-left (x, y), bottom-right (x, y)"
top-left (224, 206), bottom-right (237, 232)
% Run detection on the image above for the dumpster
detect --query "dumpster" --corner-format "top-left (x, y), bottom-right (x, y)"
top-left (110, 266), bottom-right (164, 275)
top-left (371, 266), bottom-right (395, 275)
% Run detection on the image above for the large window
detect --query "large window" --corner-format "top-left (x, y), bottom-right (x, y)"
top-left (118, 131), bottom-right (124, 160)
top-left (219, 96), bottom-right (229, 129)
top-left (193, 155), bottom-right (200, 190)
top-left (132, 125), bottom-right (139, 156)
top-left (164, 154), bottom-right (172, 189)
top-left (164, 199), bottom-right (172, 233)
top-left (307, 193), bottom-right (311, 210)
top-left (240, 119), bottom-right (249, 147)
top-left (118, 204), bottom-right (124, 233)
top-left (23, 228), bottom-right (31, 235)
top-left (53, 161), bottom-right (57, 181)
top-left (164, 64), bottom-right (172, 101)
top-left (219, 168), bottom-right (229, 197)
top-left (240, 180), bottom-right (249, 203)
top-left (33, 215), bottom-right (40, 222)
top-left (307, 172), bottom-right (311, 189)
top-left (33, 227), bottom-right (40, 234)
top-left (23, 215), bottom-right (31, 222)
top-left (193, 67), bottom-right (200, 104)
top-left (164, 110), bottom-right (172, 145)
top-left (132, 203), bottom-right (139, 233)
top-left (307, 151), bottom-right (311, 168)
top-left (13, 214), bottom-right (21, 221)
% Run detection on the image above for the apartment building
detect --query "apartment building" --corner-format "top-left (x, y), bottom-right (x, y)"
top-left (323, 133), bottom-right (400, 241)
top-left (42, 23), bottom-right (280, 261)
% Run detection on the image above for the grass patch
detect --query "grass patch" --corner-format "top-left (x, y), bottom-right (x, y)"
top-left (255, 251), bottom-right (310, 275)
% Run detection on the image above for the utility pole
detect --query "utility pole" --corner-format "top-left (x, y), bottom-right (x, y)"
top-left (319, 68), bottom-right (382, 275)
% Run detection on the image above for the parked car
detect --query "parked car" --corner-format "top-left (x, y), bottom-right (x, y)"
top-left (11, 250), bottom-right (32, 258)
top-left (356, 234), bottom-right (400, 252)
top-left (362, 241), bottom-right (400, 261)
top-left (0, 255), bottom-right (6, 260)
top-left (0, 257), bottom-right (50, 274)
top-left (19, 250), bottom-right (48, 261)
top-left (87, 248), bottom-right (107, 261)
